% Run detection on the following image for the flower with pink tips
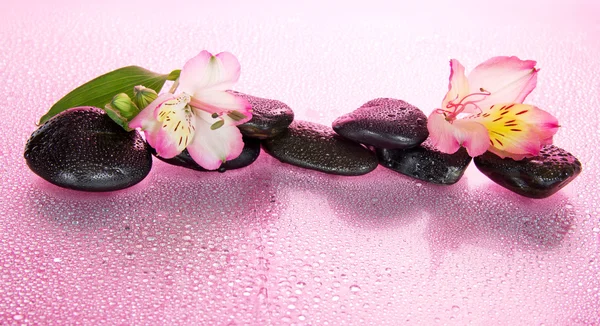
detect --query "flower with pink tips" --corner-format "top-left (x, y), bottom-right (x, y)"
top-left (428, 56), bottom-right (559, 160)
top-left (130, 50), bottom-right (252, 170)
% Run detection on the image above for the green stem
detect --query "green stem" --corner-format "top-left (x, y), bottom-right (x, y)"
top-left (169, 78), bottom-right (180, 94)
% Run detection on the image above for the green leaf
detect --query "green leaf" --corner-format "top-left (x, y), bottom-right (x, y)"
top-left (38, 66), bottom-right (181, 125)
top-left (167, 69), bottom-right (181, 81)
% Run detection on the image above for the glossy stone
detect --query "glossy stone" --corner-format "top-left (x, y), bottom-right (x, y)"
top-left (376, 139), bottom-right (472, 184)
top-left (229, 91), bottom-right (294, 139)
top-left (474, 145), bottom-right (582, 198)
top-left (155, 136), bottom-right (261, 172)
top-left (24, 107), bottom-right (152, 191)
top-left (332, 98), bottom-right (428, 149)
top-left (263, 120), bottom-right (378, 176)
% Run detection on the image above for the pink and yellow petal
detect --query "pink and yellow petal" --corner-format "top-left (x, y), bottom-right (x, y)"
top-left (466, 103), bottom-right (559, 159)
top-left (467, 56), bottom-right (538, 109)
top-left (153, 99), bottom-right (196, 156)
top-left (186, 110), bottom-right (245, 170)
top-left (178, 50), bottom-right (242, 96)
top-left (129, 93), bottom-right (196, 159)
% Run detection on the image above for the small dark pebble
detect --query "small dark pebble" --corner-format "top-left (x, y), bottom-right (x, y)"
top-left (24, 107), bottom-right (152, 191)
top-left (263, 120), bottom-right (378, 176)
top-left (229, 91), bottom-right (294, 139)
top-left (154, 136), bottom-right (261, 172)
top-left (474, 145), bottom-right (582, 198)
top-left (376, 139), bottom-right (472, 185)
top-left (333, 98), bottom-right (429, 149)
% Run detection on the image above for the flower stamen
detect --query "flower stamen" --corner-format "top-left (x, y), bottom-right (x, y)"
top-left (445, 88), bottom-right (491, 121)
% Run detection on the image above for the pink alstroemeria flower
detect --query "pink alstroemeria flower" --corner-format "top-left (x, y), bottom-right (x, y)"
top-left (427, 56), bottom-right (559, 160)
top-left (129, 50), bottom-right (252, 170)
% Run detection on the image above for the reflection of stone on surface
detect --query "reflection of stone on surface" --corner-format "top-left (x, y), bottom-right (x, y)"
top-left (264, 163), bottom-right (470, 230)
top-left (424, 185), bottom-right (575, 268)
top-left (30, 155), bottom-right (280, 231)
top-left (24, 155), bottom-right (283, 325)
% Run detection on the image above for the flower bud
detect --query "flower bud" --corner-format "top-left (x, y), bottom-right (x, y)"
top-left (133, 85), bottom-right (158, 110)
top-left (108, 93), bottom-right (139, 120)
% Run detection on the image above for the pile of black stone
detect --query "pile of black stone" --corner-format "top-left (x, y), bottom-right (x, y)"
top-left (24, 94), bottom-right (581, 198)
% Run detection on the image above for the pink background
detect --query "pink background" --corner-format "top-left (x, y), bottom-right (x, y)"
top-left (1, 0), bottom-right (598, 324)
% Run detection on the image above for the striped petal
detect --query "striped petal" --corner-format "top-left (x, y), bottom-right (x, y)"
top-left (151, 94), bottom-right (196, 158)
top-left (129, 93), bottom-right (194, 158)
top-left (465, 103), bottom-right (559, 159)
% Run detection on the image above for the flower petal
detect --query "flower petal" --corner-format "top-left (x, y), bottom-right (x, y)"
top-left (129, 93), bottom-right (174, 131)
top-left (129, 93), bottom-right (182, 157)
top-left (151, 95), bottom-right (196, 158)
top-left (427, 112), bottom-right (490, 156)
top-left (442, 59), bottom-right (471, 113)
top-left (466, 103), bottom-right (559, 159)
top-left (467, 56), bottom-right (538, 109)
top-left (189, 90), bottom-right (252, 125)
top-left (186, 110), bottom-right (245, 170)
top-left (130, 93), bottom-right (196, 159)
top-left (178, 51), bottom-right (242, 95)
top-left (452, 119), bottom-right (491, 157)
top-left (428, 112), bottom-right (461, 154)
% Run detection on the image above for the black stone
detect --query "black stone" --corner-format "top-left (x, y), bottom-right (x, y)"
top-left (474, 145), bottom-right (582, 199)
top-left (263, 120), bottom-right (378, 176)
top-left (229, 91), bottom-right (294, 139)
top-left (24, 107), bottom-right (152, 191)
top-left (154, 136), bottom-right (261, 172)
top-left (376, 139), bottom-right (472, 184)
top-left (333, 98), bottom-right (429, 149)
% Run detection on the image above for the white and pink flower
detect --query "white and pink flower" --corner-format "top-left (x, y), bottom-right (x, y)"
top-left (130, 51), bottom-right (252, 170)
top-left (427, 56), bottom-right (559, 160)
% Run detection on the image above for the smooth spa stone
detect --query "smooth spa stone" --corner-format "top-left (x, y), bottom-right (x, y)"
top-left (154, 136), bottom-right (261, 172)
top-left (474, 145), bottom-right (582, 198)
top-left (375, 139), bottom-right (472, 185)
top-left (229, 90), bottom-right (295, 139)
top-left (24, 107), bottom-right (152, 191)
top-left (262, 120), bottom-right (379, 176)
top-left (332, 98), bottom-right (429, 149)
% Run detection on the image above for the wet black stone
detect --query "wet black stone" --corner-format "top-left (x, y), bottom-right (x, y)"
top-left (155, 136), bottom-right (261, 172)
top-left (24, 107), bottom-right (152, 191)
top-left (333, 98), bottom-right (429, 149)
top-left (474, 145), bottom-right (582, 199)
top-left (376, 139), bottom-right (472, 185)
top-left (263, 120), bottom-right (378, 176)
top-left (229, 91), bottom-right (294, 139)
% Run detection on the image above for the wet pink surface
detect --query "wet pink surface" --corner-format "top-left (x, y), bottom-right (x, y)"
top-left (1, 0), bottom-right (599, 324)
